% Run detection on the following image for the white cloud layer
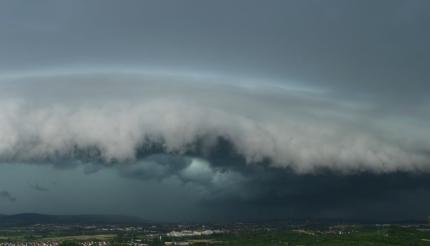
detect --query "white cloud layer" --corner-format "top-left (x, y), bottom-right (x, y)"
top-left (0, 72), bottom-right (429, 173)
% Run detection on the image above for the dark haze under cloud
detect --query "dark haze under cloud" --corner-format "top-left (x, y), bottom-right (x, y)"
top-left (0, 190), bottom-right (16, 203)
top-left (29, 183), bottom-right (49, 192)
top-left (0, 0), bottom-right (429, 221)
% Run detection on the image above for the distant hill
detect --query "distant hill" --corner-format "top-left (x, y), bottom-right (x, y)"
top-left (0, 213), bottom-right (148, 226)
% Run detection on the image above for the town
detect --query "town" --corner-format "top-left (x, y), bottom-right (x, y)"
top-left (1, 220), bottom-right (430, 246)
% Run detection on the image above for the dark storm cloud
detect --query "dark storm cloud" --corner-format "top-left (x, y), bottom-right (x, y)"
top-left (201, 169), bottom-right (430, 221)
top-left (109, 150), bottom-right (430, 221)
top-left (0, 190), bottom-right (16, 202)
top-left (116, 138), bottom-right (430, 222)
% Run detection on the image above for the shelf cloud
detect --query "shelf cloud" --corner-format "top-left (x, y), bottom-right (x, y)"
top-left (0, 73), bottom-right (429, 174)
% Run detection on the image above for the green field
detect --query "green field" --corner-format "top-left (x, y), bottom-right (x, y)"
top-left (210, 227), bottom-right (430, 246)
top-left (43, 234), bottom-right (116, 241)
top-left (0, 233), bottom-right (116, 242)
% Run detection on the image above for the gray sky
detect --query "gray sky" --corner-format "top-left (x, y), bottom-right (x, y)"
top-left (0, 0), bottom-right (430, 222)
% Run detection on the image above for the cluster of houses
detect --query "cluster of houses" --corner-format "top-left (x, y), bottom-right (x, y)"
top-left (166, 229), bottom-right (223, 237)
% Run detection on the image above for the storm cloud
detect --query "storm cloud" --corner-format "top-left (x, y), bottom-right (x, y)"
top-left (0, 0), bottom-right (429, 221)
